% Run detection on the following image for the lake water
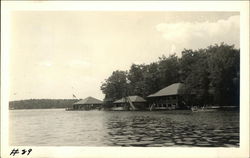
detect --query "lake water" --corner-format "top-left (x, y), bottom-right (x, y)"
top-left (9, 109), bottom-right (239, 147)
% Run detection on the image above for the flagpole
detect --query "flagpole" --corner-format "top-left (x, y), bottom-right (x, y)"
top-left (73, 94), bottom-right (78, 100)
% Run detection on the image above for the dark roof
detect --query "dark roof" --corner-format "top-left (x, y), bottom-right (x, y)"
top-left (114, 96), bottom-right (146, 103)
top-left (73, 96), bottom-right (103, 105)
top-left (148, 83), bottom-right (183, 97)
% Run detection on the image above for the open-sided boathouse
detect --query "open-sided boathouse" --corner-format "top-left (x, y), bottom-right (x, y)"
top-left (147, 83), bottom-right (185, 110)
top-left (68, 96), bottom-right (103, 110)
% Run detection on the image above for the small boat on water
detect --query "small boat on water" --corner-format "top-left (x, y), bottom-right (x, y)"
top-left (191, 105), bottom-right (219, 112)
top-left (65, 108), bottom-right (83, 111)
top-left (110, 107), bottom-right (125, 111)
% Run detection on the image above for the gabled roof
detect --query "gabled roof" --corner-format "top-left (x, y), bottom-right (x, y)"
top-left (114, 95), bottom-right (146, 103)
top-left (148, 83), bottom-right (183, 97)
top-left (73, 96), bottom-right (103, 105)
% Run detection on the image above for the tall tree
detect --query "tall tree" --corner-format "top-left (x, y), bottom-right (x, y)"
top-left (142, 62), bottom-right (161, 96)
top-left (127, 64), bottom-right (147, 97)
top-left (179, 49), bottom-right (200, 82)
top-left (100, 70), bottom-right (128, 101)
top-left (158, 54), bottom-right (180, 88)
top-left (207, 43), bottom-right (240, 106)
top-left (179, 43), bottom-right (240, 107)
top-left (179, 49), bottom-right (211, 106)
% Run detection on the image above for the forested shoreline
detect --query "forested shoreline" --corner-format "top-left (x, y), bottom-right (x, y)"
top-left (9, 43), bottom-right (239, 109)
top-left (101, 43), bottom-right (240, 107)
top-left (9, 99), bottom-right (79, 109)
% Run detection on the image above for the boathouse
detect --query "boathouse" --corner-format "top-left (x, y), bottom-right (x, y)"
top-left (71, 96), bottom-right (103, 110)
top-left (113, 95), bottom-right (147, 110)
top-left (147, 83), bottom-right (184, 110)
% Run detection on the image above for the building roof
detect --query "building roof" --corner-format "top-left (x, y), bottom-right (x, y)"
top-left (114, 95), bottom-right (146, 103)
top-left (148, 83), bottom-right (183, 97)
top-left (73, 96), bottom-right (103, 105)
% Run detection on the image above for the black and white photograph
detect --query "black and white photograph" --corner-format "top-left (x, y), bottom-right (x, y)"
top-left (1, 1), bottom-right (249, 158)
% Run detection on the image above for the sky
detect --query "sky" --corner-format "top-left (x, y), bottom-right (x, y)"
top-left (9, 11), bottom-right (240, 101)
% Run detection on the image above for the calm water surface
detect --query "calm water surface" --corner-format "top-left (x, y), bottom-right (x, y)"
top-left (10, 109), bottom-right (239, 147)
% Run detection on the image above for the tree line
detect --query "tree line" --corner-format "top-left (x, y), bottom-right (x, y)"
top-left (100, 43), bottom-right (240, 107)
top-left (9, 99), bottom-right (79, 109)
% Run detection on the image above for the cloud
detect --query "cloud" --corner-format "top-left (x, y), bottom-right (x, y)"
top-left (156, 15), bottom-right (239, 56)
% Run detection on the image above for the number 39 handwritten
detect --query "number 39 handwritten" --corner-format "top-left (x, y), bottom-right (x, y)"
top-left (10, 148), bottom-right (32, 156)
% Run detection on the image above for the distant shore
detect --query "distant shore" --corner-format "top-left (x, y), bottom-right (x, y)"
top-left (9, 99), bottom-right (78, 110)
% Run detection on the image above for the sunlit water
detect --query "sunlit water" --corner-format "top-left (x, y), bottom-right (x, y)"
top-left (10, 109), bottom-right (239, 147)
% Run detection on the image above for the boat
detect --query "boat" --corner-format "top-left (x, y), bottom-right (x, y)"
top-left (191, 105), bottom-right (218, 112)
top-left (65, 106), bottom-right (102, 111)
top-left (65, 107), bottom-right (83, 111)
top-left (110, 107), bottom-right (125, 111)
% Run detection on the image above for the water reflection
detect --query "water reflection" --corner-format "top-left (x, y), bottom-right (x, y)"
top-left (10, 109), bottom-right (239, 147)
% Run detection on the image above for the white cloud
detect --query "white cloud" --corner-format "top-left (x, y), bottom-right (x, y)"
top-left (156, 15), bottom-right (239, 56)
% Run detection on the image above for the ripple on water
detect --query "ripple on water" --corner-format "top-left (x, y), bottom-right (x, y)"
top-left (10, 110), bottom-right (239, 147)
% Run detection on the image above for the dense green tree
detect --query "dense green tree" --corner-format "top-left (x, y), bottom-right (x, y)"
top-left (142, 62), bottom-right (161, 97)
top-left (179, 49), bottom-right (211, 106)
top-left (179, 43), bottom-right (239, 107)
top-left (179, 49), bottom-right (201, 82)
top-left (100, 70), bottom-right (128, 101)
top-left (127, 64), bottom-right (146, 96)
top-left (158, 54), bottom-right (180, 88)
top-left (207, 43), bottom-right (240, 106)
top-left (101, 43), bottom-right (239, 107)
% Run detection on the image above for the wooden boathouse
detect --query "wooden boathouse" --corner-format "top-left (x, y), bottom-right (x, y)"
top-left (68, 96), bottom-right (103, 110)
top-left (147, 83), bottom-right (184, 110)
top-left (113, 95), bottom-right (147, 110)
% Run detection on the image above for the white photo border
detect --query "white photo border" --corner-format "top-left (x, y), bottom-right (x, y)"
top-left (1, 1), bottom-right (249, 158)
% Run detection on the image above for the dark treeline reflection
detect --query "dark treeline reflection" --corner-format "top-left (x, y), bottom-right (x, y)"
top-left (101, 43), bottom-right (239, 107)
